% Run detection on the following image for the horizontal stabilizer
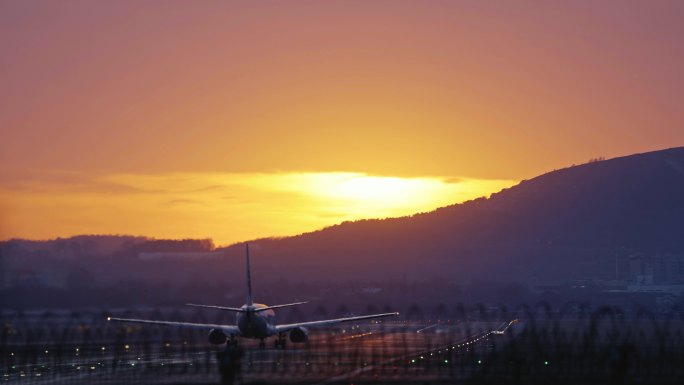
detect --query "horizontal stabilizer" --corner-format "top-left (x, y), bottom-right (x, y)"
top-left (185, 303), bottom-right (245, 312)
top-left (253, 301), bottom-right (308, 312)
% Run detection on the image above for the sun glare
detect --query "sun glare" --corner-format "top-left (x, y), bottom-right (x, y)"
top-left (310, 173), bottom-right (449, 207)
top-left (333, 175), bottom-right (421, 200)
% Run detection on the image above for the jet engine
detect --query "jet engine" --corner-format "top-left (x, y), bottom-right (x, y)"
top-left (208, 328), bottom-right (227, 345)
top-left (289, 327), bottom-right (309, 343)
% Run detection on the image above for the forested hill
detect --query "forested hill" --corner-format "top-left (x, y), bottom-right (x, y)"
top-left (222, 147), bottom-right (684, 282)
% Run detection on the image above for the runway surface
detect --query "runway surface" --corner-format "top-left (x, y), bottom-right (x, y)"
top-left (2, 320), bottom-right (516, 384)
top-left (5, 310), bottom-right (683, 385)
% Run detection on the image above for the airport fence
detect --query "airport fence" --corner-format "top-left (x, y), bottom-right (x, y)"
top-left (2, 303), bottom-right (684, 384)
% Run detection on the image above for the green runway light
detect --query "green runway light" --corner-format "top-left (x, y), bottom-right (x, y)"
top-left (477, 360), bottom-right (482, 364)
top-left (544, 361), bottom-right (549, 365)
top-left (444, 359), bottom-right (449, 363)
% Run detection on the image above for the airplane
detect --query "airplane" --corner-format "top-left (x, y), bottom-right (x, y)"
top-left (108, 244), bottom-right (398, 348)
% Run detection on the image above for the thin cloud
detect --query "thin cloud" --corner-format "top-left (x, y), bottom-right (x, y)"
top-left (0, 171), bottom-right (517, 245)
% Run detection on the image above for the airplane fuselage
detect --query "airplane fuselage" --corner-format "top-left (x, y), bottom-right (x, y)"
top-left (235, 303), bottom-right (276, 339)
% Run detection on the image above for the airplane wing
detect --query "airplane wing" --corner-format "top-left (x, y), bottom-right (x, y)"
top-left (275, 312), bottom-right (398, 333)
top-left (107, 317), bottom-right (240, 334)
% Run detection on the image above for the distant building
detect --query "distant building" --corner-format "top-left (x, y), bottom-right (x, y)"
top-left (628, 253), bottom-right (684, 284)
top-left (361, 287), bottom-right (383, 294)
top-left (9, 269), bottom-right (67, 288)
top-left (627, 284), bottom-right (684, 296)
top-left (138, 251), bottom-right (224, 261)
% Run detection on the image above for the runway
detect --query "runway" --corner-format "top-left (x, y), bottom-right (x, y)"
top-left (1, 320), bottom-right (515, 384)
top-left (5, 309), bottom-right (684, 384)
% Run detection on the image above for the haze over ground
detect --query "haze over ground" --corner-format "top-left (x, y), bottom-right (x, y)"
top-left (1, 1), bottom-right (684, 244)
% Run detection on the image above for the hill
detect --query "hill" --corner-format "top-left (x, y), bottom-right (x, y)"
top-left (221, 147), bottom-right (684, 283)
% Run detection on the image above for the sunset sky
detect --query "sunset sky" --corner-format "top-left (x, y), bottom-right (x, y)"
top-left (1, 0), bottom-right (683, 245)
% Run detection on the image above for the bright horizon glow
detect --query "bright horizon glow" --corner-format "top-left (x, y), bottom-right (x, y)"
top-left (0, 171), bottom-right (517, 245)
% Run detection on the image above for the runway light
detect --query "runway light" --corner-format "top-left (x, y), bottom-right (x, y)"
top-left (477, 360), bottom-right (482, 364)
top-left (444, 359), bottom-right (449, 363)
top-left (101, 347), bottom-right (106, 351)
top-left (544, 361), bottom-right (549, 365)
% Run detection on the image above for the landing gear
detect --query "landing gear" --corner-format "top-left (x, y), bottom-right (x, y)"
top-left (274, 334), bottom-right (287, 349)
top-left (226, 337), bottom-right (238, 348)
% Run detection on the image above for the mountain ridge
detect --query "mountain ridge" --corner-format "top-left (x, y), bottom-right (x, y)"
top-left (219, 146), bottom-right (684, 282)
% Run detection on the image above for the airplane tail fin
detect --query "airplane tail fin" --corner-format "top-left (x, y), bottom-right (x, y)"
top-left (246, 243), bottom-right (253, 307)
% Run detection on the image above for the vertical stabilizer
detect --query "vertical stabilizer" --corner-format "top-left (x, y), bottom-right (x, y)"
top-left (245, 244), bottom-right (253, 306)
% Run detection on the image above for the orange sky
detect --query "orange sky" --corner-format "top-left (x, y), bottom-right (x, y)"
top-left (1, 1), bottom-right (684, 245)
